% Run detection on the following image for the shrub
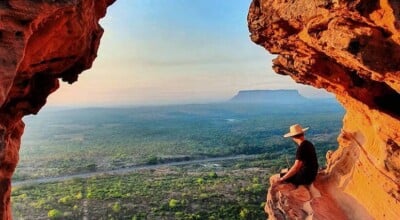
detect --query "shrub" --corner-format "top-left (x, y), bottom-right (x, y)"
top-left (75, 192), bottom-right (83, 200)
top-left (16, 193), bottom-right (27, 201)
top-left (112, 202), bottom-right (121, 213)
top-left (86, 163), bottom-right (97, 172)
top-left (180, 199), bottom-right (188, 206)
top-left (146, 156), bottom-right (159, 165)
top-left (249, 183), bottom-right (264, 194)
top-left (169, 199), bottom-right (179, 209)
top-left (208, 172), bottom-right (218, 179)
top-left (252, 177), bottom-right (259, 183)
top-left (199, 193), bottom-right (208, 200)
top-left (86, 191), bottom-right (93, 199)
top-left (58, 195), bottom-right (73, 205)
top-left (175, 211), bottom-right (184, 218)
top-left (239, 208), bottom-right (249, 219)
top-left (196, 178), bottom-right (204, 185)
top-left (31, 198), bottom-right (46, 209)
top-left (48, 209), bottom-right (63, 219)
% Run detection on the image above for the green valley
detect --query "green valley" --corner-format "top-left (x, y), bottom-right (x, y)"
top-left (12, 101), bottom-right (344, 219)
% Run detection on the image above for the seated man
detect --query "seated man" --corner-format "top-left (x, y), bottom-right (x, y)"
top-left (274, 124), bottom-right (319, 186)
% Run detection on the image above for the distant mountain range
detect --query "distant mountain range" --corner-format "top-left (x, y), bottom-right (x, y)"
top-left (229, 89), bottom-right (334, 104)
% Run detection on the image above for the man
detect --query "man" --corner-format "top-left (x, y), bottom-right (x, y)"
top-left (275, 124), bottom-right (318, 186)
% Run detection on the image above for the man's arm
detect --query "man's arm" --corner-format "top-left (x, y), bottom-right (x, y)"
top-left (279, 159), bottom-right (303, 182)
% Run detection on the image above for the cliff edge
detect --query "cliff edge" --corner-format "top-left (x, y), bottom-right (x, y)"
top-left (248, 0), bottom-right (400, 219)
top-left (0, 1), bottom-right (115, 219)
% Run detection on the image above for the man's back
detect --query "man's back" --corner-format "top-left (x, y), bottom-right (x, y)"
top-left (296, 140), bottom-right (318, 184)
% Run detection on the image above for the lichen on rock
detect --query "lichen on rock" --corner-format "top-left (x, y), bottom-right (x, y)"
top-left (248, 0), bottom-right (400, 219)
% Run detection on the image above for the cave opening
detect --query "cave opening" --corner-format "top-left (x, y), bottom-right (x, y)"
top-left (5, 0), bottom-right (341, 219)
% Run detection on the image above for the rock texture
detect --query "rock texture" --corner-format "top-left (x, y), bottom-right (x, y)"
top-left (248, 0), bottom-right (400, 219)
top-left (266, 175), bottom-right (350, 220)
top-left (0, 0), bottom-right (115, 219)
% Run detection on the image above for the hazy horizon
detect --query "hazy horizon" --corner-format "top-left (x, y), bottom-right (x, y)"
top-left (44, 88), bottom-right (337, 108)
top-left (46, 0), bottom-right (332, 107)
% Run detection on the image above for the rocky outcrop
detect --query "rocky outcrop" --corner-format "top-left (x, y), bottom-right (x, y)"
top-left (0, 1), bottom-right (115, 219)
top-left (248, 0), bottom-right (400, 219)
top-left (266, 175), bottom-right (350, 220)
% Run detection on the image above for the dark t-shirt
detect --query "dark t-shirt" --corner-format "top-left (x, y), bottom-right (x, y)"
top-left (293, 140), bottom-right (318, 184)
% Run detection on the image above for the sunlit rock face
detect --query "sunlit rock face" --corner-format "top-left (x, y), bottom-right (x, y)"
top-left (248, 0), bottom-right (400, 219)
top-left (0, 0), bottom-right (115, 219)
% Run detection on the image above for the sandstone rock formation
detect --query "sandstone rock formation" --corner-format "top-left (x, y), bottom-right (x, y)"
top-left (0, 1), bottom-right (115, 219)
top-left (265, 176), bottom-right (350, 220)
top-left (248, 0), bottom-right (400, 219)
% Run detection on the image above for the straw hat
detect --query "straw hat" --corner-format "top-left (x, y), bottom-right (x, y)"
top-left (283, 124), bottom-right (309, 138)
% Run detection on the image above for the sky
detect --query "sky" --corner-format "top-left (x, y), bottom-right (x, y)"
top-left (47, 0), bottom-right (331, 107)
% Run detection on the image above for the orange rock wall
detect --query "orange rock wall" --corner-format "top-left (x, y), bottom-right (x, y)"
top-left (248, 0), bottom-right (400, 219)
top-left (0, 1), bottom-right (115, 219)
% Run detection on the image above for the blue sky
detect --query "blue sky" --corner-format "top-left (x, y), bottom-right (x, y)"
top-left (47, 0), bottom-right (330, 106)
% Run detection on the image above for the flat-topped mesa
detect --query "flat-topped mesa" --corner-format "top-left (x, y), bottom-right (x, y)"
top-left (230, 89), bottom-right (308, 103)
top-left (248, 0), bottom-right (400, 219)
top-left (0, 1), bottom-right (115, 219)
